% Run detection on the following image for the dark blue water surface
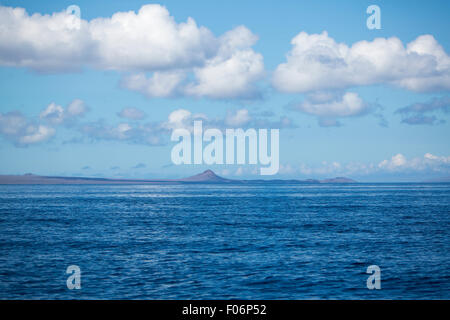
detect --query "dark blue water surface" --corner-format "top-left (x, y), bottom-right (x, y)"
top-left (0, 183), bottom-right (449, 299)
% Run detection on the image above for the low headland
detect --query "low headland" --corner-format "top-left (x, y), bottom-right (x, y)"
top-left (0, 170), bottom-right (357, 185)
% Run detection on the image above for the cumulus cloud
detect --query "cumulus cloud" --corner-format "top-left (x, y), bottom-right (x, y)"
top-left (121, 26), bottom-right (264, 99)
top-left (297, 92), bottom-right (367, 117)
top-left (67, 99), bottom-right (88, 117)
top-left (39, 103), bottom-right (65, 125)
top-left (183, 26), bottom-right (264, 99)
top-left (89, 5), bottom-right (216, 71)
top-left (0, 5), bottom-right (263, 99)
top-left (277, 153), bottom-right (450, 179)
top-left (117, 107), bottom-right (146, 120)
top-left (378, 153), bottom-right (407, 170)
top-left (160, 109), bottom-right (207, 132)
top-left (159, 107), bottom-right (292, 132)
top-left (0, 6), bottom-right (93, 72)
top-left (40, 99), bottom-right (87, 125)
top-left (183, 49), bottom-right (264, 99)
top-left (396, 96), bottom-right (449, 125)
top-left (0, 111), bottom-right (55, 146)
top-left (1, 100), bottom-right (292, 147)
top-left (74, 108), bottom-right (204, 146)
top-left (0, 5), bottom-right (214, 72)
top-left (239, 154), bottom-right (450, 180)
top-left (273, 31), bottom-right (450, 93)
top-left (378, 153), bottom-right (450, 172)
top-left (18, 125), bottom-right (55, 145)
top-left (225, 109), bottom-right (251, 127)
top-left (291, 91), bottom-right (374, 126)
top-left (0, 99), bottom-right (86, 146)
top-left (121, 71), bottom-right (186, 98)
top-left (78, 106), bottom-right (294, 146)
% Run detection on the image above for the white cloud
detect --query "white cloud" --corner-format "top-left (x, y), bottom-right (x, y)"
top-left (0, 5), bottom-right (214, 72)
top-left (0, 7), bottom-right (93, 72)
top-left (297, 92), bottom-right (367, 117)
top-left (0, 5), bottom-right (263, 99)
top-left (40, 99), bottom-right (87, 124)
top-left (378, 153), bottom-right (450, 172)
top-left (39, 103), bottom-right (65, 125)
top-left (277, 153), bottom-right (450, 179)
top-left (0, 111), bottom-right (55, 145)
top-left (0, 99), bottom-right (85, 146)
top-left (116, 123), bottom-right (132, 139)
top-left (78, 108), bottom-right (208, 145)
top-left (160, 107), bottom-right (294, 132)
top-left (184, 26), bottom-right (264, 99)
top-left (292, 91), bottom-right (372, 126)
top-left (225, 109), bottom-right (251, 126)
top-left (121, 71), bottom-right (186, 98)
top-left (378, 153), bottom-right (407, 170)
top-left (89, 5), bottom-right (216, 71)
top-left (0, 111), bottom-right (27, 137)
top-left (168, 109), bottom-right (193, 125)
top-left (424, 153), bottom-right (439, 161)
top-left (121, 26), bottom-right (264, 99)
top-left (273, 31), bottom-right (450, 93)
top-left (2, 103), bottom-right (291, 147)
top-left (162, 109), bottom-right (206, 131)
top-left (67, 99), bottom-right (88, 117)
top-left (185, 49), bottom-right (264, 99)
top-left (421, 153), bottom-right (450, 165)
top-left (19, 125), bottom-right (55, 145)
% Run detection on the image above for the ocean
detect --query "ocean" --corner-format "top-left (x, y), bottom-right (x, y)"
top-left (0, 183), bottom-right (449, 299)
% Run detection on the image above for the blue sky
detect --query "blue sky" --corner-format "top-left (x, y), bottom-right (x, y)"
top-left (0, 0), bottom-right (449, 181)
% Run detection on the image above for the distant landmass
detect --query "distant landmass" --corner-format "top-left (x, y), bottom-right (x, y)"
top-left (423, 176), bottom-right (450, 183)
top-left (0, 170), bottom-right (357, 185)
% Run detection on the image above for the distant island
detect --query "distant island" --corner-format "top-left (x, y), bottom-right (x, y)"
top-left (0, 170), bottom-right (357, 185)
top-left (423, 176), bottom-right (450, 183)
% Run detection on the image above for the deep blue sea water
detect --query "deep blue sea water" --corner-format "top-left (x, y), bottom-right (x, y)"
top-left (0, 183), bottom-right (449, 299)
